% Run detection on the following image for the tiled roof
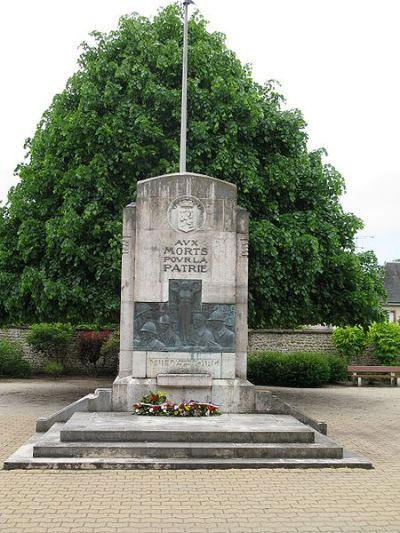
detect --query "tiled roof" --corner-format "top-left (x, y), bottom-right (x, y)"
top-left (384, 262), bottom-right (400, 303)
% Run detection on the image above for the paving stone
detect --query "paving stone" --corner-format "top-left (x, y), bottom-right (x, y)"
top-left (1, 379), bottom-right (400, 532)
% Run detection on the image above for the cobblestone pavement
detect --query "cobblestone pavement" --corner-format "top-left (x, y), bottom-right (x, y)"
top-left (0, 379), bottom-right (399, 533)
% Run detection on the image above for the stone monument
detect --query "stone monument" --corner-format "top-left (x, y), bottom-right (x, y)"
top-left (113, 172), bottom-right (255, 412)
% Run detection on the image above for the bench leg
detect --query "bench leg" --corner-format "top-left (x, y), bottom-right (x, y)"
top-left (358, 376), bottom-right (362, 387)
top-left (397, 377), bottom-right (400, 387)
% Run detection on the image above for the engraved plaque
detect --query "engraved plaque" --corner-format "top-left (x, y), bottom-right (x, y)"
top-left (147, 352), bottom-right (222, 378)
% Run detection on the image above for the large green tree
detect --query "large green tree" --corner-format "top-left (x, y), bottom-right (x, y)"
top-left (0, 4), bottom-right (385, 327)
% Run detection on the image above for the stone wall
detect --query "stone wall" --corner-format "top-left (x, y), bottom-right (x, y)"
top-left (1, 326), bottom-right (377, 373)
top-left (248, 328), bottom-right (336, 354)
top-left (248, 328), bottom-right (379, 365)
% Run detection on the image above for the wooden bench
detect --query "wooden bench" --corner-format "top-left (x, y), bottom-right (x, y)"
top-left (348, 365), bottom-right (400, 387)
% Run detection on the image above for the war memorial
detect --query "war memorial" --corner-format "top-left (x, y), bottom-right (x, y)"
top-left (4, 2), bottom-right (371, 470)
top-left (112, 171), bottom-right (254, 413)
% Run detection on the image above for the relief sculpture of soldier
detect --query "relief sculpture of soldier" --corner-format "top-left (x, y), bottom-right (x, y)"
top-left (188, 311), bottom-right (215, 351)
top-left (134, 303), bottom-right (153, 334)
top-left (169, 280), bottom-right (201, 342)
top-left (207, 309), bottom-right (235, 351)
top-left (158, 314), bottom-right (181, 349)
top-left (134, 321), bottom-right (166, 351)
top-left (133, 291), bottom-right (235, 352)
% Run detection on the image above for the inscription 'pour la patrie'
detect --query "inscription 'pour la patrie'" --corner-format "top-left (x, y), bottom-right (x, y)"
top-left (163, 239), bottom-right (208, 273)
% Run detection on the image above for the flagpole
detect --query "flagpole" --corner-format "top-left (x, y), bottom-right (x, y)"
top-left (179, 0), bottom-right (193, 173)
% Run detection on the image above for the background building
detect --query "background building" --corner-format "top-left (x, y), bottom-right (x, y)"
top-left (383, 262), bottom-right (400, 322)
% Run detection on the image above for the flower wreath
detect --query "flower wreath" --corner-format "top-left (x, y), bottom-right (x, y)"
top-left (133, 391), bottom-right (220, 417)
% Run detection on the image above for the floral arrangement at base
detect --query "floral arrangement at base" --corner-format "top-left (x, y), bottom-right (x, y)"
top-left (133, 390), bottom-right (220, 417)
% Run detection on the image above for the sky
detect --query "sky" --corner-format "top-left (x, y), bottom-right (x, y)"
top-left (1, 0), bottom-right (399, 263)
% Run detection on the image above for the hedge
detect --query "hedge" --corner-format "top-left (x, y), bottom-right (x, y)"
top-left (247, 351), bottom-right (346, 387)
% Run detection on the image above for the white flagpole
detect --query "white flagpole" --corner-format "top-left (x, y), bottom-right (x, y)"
top-left (179, 0), bottom-right (193, 173)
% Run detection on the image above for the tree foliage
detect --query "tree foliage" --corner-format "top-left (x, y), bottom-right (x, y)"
top-left (0, 4), bottom-right (385, 327)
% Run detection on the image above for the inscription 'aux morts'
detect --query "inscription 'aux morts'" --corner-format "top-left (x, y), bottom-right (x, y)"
top-left (163, 240), bottom-right (208, 273)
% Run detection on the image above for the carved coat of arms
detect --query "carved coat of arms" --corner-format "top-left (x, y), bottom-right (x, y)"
top-left (167, 196), bottom-right (206, 233)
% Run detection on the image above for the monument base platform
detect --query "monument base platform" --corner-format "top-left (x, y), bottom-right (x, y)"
top-left (4, 413), bottom-right (372, 470)
top-left (112, 376), bottom-right (255, 413)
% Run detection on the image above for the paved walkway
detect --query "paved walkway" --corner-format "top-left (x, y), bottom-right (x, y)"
top-left (0, 378), bottom-right (399, 532)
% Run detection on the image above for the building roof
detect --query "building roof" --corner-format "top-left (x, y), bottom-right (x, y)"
top-left (384, 262), bottom-right (400, 303)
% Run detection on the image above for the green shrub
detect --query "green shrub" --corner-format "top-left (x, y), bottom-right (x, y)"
top-left (368, 322), bottom-right (400, 365)
top-left (326, 355), bottom-right (348, 383)
top-left (247, 352), bottom-right (330, 387)
top-left (100, 330), bottom-right (120, 374)
top-left (332, 326), bottom-right (367, 361)
top-left (27, 323), bottom-right (73, 363)
top-left (0, 339), bottom-right (32, 378)
top-left (43, 360), bottom-right (64, 378)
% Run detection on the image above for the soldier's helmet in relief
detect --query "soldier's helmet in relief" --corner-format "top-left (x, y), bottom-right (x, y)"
top-left (136, 303), bottom-right (152, 317)
top-left (140, 321), bottom-right (157, 334)
top-left (208, 309), bottom-right (226, 322)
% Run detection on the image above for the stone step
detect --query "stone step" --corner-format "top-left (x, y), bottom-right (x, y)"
top-left (33, 438), bottom-right (343, 460)
top-left (34, 424), bottom-right (342, 459)
top-left (4, 419), bottom-right (373, 470)
top-left (5, 454), bottom-right (372, 471)
top-left (60, 412), bottom-right (315, 444)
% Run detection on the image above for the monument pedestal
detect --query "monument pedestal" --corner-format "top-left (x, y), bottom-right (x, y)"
top-left (4, 412), bottom-right (373, 470)
top-left (113, 375), bottom-right (255, 413)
